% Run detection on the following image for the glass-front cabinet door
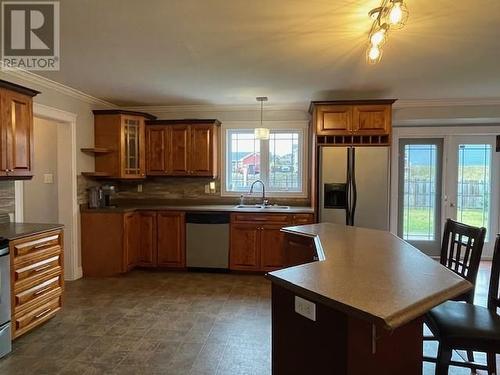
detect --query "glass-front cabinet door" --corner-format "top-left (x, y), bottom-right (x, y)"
top-left (122, 116), bottom-right (145, 178)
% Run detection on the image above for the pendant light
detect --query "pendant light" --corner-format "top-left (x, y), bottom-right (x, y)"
top-left (254, 97), bottom-right (269, 140)
top-left (366, 0), bottom-right (409, 64)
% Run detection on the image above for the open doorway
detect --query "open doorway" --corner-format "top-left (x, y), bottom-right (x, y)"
top-left (15, 104), bottom-right (79, 280)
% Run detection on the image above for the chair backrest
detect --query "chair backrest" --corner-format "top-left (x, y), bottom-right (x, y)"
top-left (488, 235), bottom-right (500, 313)
top-left (440, 219), bottom-right (487, 303)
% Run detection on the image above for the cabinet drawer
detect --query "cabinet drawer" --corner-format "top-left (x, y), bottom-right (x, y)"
top-left (292, 214), bottom-right (315, 225)
top-left (13, 296), bottom-right (62, 339)
top-left (14, 275), bottom-right (62, 313)
top-left (231, 213), bottom-right (291, 225)
top-left (11, 231), bottom-right (62, 263)
top-left (14, 255), bottom-right (62, 286)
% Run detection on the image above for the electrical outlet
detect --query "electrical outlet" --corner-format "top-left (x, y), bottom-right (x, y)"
top-left (137, 184), bottom-right (143, 193)
top-left (205, 184), bottom-right (210, 194)
top-left (43, 174), bottom-right (54, 184)
top-left (295, 296), bottom-right (316, 321)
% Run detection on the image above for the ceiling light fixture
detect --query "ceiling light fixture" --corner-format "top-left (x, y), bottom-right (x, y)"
top-left (367, 0), bottom-right (409, 64)
top-left (255, 97), bottom-right (269, 140)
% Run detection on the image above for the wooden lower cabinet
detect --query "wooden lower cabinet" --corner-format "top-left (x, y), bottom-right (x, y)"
top-left (81, 211), bottom-right (186, 275)
top-left (138, 211), bottom-right (157, 267)
top-left (157, 212), bottom-right (185, 268)
top-left (230, 213), bottom-right (314, 272)
top-left (81, 210), bottom-right (314, 276)
top-left (124, 212), bottom-right (141, 271)
top-left (10, 229), bottom-right (64, 339)
top-left (260, 225), bottom-right (286, 271)
top-left (230, 224), bottom-right (261, 271)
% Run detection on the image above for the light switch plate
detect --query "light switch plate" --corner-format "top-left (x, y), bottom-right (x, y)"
top-left (295, 296), bottom-right (316, 321)
top-left (43, 174), bottom-right (54, 184)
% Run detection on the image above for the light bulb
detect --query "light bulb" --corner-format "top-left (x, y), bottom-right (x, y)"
top-left (370, 29), bottom-right (386, 46)
top-left (387, 0), bottom-right (409, 29)
top-left (389, 3), bottom-right (403, 24)
top-left (367, 46), bottom-right (382, 64)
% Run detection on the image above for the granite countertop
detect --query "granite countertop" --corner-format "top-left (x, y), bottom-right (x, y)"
top-left (80, 204), bottom-right (314, 214)
top-left (0, 223), bottom-right (64, 240)
top-left (267, 223), bottom-right (472, 331)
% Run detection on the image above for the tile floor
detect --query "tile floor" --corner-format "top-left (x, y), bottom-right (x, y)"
top-left (0, 263), bottom-right (497, 375)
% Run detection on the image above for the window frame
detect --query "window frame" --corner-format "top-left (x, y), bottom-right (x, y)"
top-left (221, 121), bottom-right (309, 198)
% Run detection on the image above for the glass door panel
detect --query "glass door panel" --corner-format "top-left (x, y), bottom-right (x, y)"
top-left (124, 118), bottom-right (140, 175)
top-left (398, 139), bottom-right (443, 256)
top-left (457, 144), bottom-right (491, 233)
top-left (446, 136), bottom-right (499, 256)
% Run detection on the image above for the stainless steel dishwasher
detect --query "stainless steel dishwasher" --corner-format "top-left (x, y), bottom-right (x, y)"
top-left (186, 212), bottom-right (230, 270)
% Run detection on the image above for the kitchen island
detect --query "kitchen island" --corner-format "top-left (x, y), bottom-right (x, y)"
top-left (267, 223), bottom-right (471, 375)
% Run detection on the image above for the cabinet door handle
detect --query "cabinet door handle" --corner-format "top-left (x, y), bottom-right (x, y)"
top-left (34, 286), bottom-right (52, 296)
top-left (33, 264), bottom-right (52, 273)
top-left (34, 308), bottom-right (52, 319)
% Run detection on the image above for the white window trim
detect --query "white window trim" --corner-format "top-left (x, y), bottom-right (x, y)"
top-left (221, 121), bottom-right (309, 198)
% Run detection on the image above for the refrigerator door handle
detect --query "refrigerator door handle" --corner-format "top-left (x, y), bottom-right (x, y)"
top-left (351, 148), bottom-right (357, 226)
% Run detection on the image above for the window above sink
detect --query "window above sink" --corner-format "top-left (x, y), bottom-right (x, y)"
top-left (221, 122), bottom-right (309, 198)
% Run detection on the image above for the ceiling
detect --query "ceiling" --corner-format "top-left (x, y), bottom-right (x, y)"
top-left (39, 0), bottom-right (500, 106)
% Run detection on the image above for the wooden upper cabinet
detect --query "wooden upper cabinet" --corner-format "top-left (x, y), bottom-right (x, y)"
top-left (315, 105), bottom-right (352, 135)
top-left (310, 100), bottom-right (396, 144)
top-left (0, 81), bottom-right (39, 179)
top-left (157, 212), bottom-right (185, 268)
top-left (146, 126), bottom-right (170, 175)
top-left (352, 105), bottom-right (391, 135)
top-left (145, 120), bottom-right (220, 177)
top-left (170, 125), bottom-right (190, 175)
top-left (92, 110), bottom-right (156, 179)
top-left (190, 124), bottom-right (213, 176)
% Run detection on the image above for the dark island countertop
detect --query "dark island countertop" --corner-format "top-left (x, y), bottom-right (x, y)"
top-left (0, 223), bottom-right (64, 240)
top-left (267, 223), bottom-right (472, 330)
top-left (80, 204), bottom-right (314, 214)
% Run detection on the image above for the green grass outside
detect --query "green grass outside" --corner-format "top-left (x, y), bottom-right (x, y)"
top-left (404, 207), bottom-right (488, 238)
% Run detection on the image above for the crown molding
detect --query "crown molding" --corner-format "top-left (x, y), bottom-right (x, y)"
top-left (0, 67), bottom-right (117, 108)
top-left (126, 98), bottom-right (500, 115)
top-left (394, 98), bottom-right (500, 109)
top-left (122, 102), bottom-right (309, 114)
top-left (394, 117), bottom-right (500, 127)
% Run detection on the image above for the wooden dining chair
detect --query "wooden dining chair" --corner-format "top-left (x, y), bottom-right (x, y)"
top-left (440, 219), bottom-right (487, 304)
top-left (425, 234), bottom-right (500, 375)
top-left (424, 219), bottom-right (487, 367)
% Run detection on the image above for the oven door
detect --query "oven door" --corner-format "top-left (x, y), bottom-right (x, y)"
top-left (0, 244), bottom-right (10, 325)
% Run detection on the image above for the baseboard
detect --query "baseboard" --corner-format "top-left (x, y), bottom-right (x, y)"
top-left (65, 266), bottom-right (83, 281)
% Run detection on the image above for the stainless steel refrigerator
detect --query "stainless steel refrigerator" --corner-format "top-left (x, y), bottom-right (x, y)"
top-left (319, 146), bottom-right (390, 231)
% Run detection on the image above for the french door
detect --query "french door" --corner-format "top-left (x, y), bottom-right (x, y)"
top-left (398, 135), bottom-right (499, 258)
top-left (444, 136), bottom-right (499, 257)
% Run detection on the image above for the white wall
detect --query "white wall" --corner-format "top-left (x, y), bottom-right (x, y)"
top-left (23, 118), bottom-right (59, 223)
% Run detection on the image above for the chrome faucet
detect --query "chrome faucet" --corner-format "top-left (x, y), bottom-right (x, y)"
top-left (249, 180), bottom-right (268, 206)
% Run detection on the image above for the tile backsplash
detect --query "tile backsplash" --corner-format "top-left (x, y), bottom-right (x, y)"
top-left (0, 181), bottom-right (15, 217)
top-left (78, 175), bottom-right (310, 207)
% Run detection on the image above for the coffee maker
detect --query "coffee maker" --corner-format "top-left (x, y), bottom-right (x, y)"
top-left (101, 185), bottom-right (116, 207)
